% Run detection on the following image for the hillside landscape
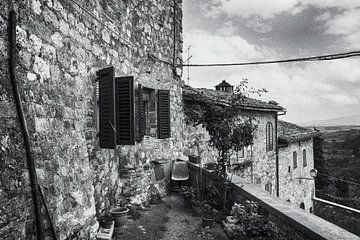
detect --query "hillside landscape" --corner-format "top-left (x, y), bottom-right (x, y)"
top-left (302, 115), bottom-right (360, 127)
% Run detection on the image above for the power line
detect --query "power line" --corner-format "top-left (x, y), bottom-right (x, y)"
top-left (181, 50), bottom-right (360, 67)
top-left (318, 172), bottom-right (360, 187)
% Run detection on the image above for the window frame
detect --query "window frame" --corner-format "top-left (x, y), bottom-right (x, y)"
top-left (266, 122), bottom-right (274, 151)
top-left (293, 151), bottom-right (298, 169)
top-left (303, 149), bottom-right (307, 167)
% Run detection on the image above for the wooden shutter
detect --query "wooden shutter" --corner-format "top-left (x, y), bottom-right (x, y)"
top-left (157, 90), bottom-right (171, 139)
top-left (97, 67), bottom-right (116, 149)
top-left (116, 76), bottom-right (135, 145)
top-left (137, 84), bottom-right (145, 142)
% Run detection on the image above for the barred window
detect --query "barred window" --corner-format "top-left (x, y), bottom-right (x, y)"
top-left (266, 122), bottom-right (274, 151)
top-left (293, 151), bottom-right (298, 169)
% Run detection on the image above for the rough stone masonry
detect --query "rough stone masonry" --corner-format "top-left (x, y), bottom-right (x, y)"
top-left (0, 0), bottom-right (184, 239)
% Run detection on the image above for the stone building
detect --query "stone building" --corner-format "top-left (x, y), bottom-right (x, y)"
top-left (183, 85), bottom-right (286, 195)
top-left (278, 120), bottom-right (318, 212)
top-left (0, 0), bottom-right (183, 239)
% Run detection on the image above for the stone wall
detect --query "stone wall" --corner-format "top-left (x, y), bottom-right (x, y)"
top-left (0, 0), bottom-right (183, 239)
top-left (188, 163), bottom-right (360, 240)
top-left (314, 197), bottom-right (360, 236)
top-left (184, 109), bottom-right (277, 192)
top-left (278, 138), bottom-right (315, 212)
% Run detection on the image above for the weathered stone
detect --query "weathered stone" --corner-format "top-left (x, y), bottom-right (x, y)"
top-left (51, 32), bottom-right (63, 48)
top-left (0, 1), bottom-right (183, 239)
top-left (33, 56), bottom-right (50, 80)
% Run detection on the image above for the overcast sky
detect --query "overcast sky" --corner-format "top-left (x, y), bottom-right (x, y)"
top-left (182, 0), bottom-right (360, 123)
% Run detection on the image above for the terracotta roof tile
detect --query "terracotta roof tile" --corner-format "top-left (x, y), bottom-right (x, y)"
top-left (278, 120), bottom-right (319, 143)
top-left (183, 85), bottom-right (285, 112)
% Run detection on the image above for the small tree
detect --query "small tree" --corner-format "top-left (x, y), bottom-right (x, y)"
top-left (185, 81), bottom-right (263, 179)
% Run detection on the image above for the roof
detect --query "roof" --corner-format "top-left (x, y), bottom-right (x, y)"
top-left (278, 120), bottom-right (319, 144)
top-left (215, 80), bottom-right (233, 87)
top-left (183, 85), bottom-right (285, 112)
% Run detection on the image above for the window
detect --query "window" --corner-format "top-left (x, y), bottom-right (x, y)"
top-left (303, 149), bottom-right (307, 167)
top-left (246, 145), bottom-right (252, 157)
top-left (141, 88), bottom-right (157, 137)
top-left (265, 182), bottom-right (272, 194)
top-left (97, 67), bottom-right (171, 148)
top-left (293, 151), bottom-right (297, 169)
top-left (300, 202), bottom-right (305, 210)
top-left (266, 122), bottom-right (274, 151)
top-left (288, 166), bottom-right (291, 173)
top-left (237, 147), bottom-right (244, 158)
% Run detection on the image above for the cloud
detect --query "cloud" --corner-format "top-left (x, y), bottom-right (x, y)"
top-left (323, 8), bottom-right (360, 48)
top-left (184, 29), bottom-right (360, 121)
top-left (204, 0), bottom-right (360, 19)
top-left (184, 29), bottom-right (265, 64)
top-left (185, 0), bottom-right (360, 122)
top-left (244, 16), bottom-right (273, 33)
top-left (213, 0), bottom-right (298, 19)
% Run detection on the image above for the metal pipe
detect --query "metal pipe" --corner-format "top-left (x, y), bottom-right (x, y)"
top-left (8, 9), bottom-right (45, 240)
top-left (275, 113), bottom-right (280, 197)
top-left (172, 0), bottom-right (176, 68)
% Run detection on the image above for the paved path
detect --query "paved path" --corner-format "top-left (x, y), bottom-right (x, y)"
top-left (112, 195), bottom-right (228, 240)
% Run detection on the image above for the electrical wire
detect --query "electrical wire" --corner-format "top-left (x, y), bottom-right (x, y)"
top-left (317, 172), bottom-right (360, 187)
top-left (181, 50), bottom-right (360, 67)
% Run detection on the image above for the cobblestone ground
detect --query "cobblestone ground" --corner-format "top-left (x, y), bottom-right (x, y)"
top-left (112, 195), bottom-right (228, 240)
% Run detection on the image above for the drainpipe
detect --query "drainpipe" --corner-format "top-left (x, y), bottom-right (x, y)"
top-left (275, 110), bottom-right (286, 197)
top-left (8, 7), bottom-right (45, 240)
top-left (275, 113), bottom-right (279, 197)
top-left (172, 0), bottom-right (176, 70)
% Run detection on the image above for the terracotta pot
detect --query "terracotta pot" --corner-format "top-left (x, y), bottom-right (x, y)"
top-left (184, 196), bottom-right (192, 209)
top-left (202, 216), bottom-right (215, 228)
top-left (110, 207), bottom-right (129, 227)
top-left (188, 155), bottom-right (200, 164)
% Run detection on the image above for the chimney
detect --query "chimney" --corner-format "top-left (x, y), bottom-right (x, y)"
top-left (215, 80), bottom-right (234, 93)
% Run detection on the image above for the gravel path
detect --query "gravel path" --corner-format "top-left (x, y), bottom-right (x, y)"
top-left (112, 195), bottom-right (228, 240)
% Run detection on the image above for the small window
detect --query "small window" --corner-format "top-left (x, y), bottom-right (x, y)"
top-left (288, 166), bottom-right (291, 173)
top-left (142, 88), bottom-right (157, 137)
top-left (237, 147), bottom-right (244, 158)
top-left (246, 145), bottom-right (252, 157)
top-left (303, 149), bottom-right (307, 167)
top-left (265, 182), bottom-right (272, 194)
top-left (300, 202), bottom-right (305, 210)
top-left (293, 151), bottom-right (297, 169)
top-left (266, 122), bottom-right (274, 151)
top-left (138, 87), bottom-right (171, 141)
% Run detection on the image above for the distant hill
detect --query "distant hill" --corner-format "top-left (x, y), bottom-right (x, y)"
top-left (301, 115), bottom-right (360, 127)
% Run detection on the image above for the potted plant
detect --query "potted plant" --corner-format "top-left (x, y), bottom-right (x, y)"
top-left (181, 186), bottom-right (195, 209)
top-left (228, 202), bottom-right (245, 224)
top-left (202, 204), bottom-right (217, 228)
top-left (98, 213), bottom-right (114, 229)
top-left (110, 206), bottom-right (129, 227)
top-left (188, 155), bottom-right (200, 164)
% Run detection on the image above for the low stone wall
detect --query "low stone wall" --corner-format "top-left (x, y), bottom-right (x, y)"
top-left (314, 197), bottom-right (360, 236)
top-left (188, 163), bottom-right (360, 240)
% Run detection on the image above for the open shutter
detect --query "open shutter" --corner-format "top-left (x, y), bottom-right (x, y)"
top-left (157, 90), bottom-right (171, 139)
top-left (97, 67), bottom-right (116, 149)
top-left (137, 84), bottom-right (145, 142)
top-left (116, 76), bottom-right (135, 145)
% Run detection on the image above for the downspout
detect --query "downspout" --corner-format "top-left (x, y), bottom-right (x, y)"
top-left (172, 0), bottom-right (176, 69)
top-left (275, 110), bottom-right (286, 197)
top-left (275, 113), bottom-right (279, 197)
top-left (8, 7), bottom-right (45, 240)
